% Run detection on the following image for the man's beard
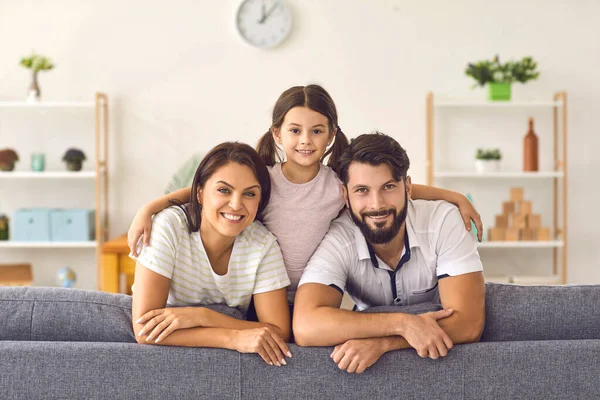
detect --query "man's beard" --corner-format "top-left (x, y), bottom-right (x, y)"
top-left (349, 190), bottom-right (408, 245)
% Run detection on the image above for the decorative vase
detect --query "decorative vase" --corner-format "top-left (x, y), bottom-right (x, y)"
top-left (27, 70), bottom-right (41, 104)
top-left (66, 161), bottom-right (83, 171)
top-left (31, 153), bottom-right (45, 172)
top-left (488, 83), bottom-right (511, 101)
top-left (475, 159), bottom-right (501, 174)
top-left (523, 117), bottom-right (539, 171)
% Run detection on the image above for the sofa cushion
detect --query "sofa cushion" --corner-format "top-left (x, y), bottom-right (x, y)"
top-left (482, 283), bottom-right (600, 341)
top-left (0, 287), bottom-right (245, 343)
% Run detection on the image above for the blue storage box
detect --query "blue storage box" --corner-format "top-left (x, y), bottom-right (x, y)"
top-left (50, 209), bottom-right (96, 242)
top-left (13, 209), bottom-right (52, 241)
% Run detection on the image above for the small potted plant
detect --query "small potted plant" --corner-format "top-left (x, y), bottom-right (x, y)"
top-left (465, 55), bottom-right (539, 101)
top-left (20, 52), bottom-right (55, 103)
top-left (475, 148), bottom-right (502, 173)
top-left (0, 149), bottom-right (19, 171)
top-left (62, 148), bottom-right (86, 171)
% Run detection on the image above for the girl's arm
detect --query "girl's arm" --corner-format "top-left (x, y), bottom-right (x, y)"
top-left (411, 184), bottom-right (483, 242)
top-left (131, 263), bottom-right (291, 365)
top-left (128, 187), bottom-right (192, 255)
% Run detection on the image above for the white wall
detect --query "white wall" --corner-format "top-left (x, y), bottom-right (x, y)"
top-left (0, 0), bottom-right (598, 288)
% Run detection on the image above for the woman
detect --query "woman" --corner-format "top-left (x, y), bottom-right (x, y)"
top-left (131, 142), bottom-right (292, 367)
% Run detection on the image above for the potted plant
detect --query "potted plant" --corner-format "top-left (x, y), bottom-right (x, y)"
top-left (0, 149), bottom-right (19, 171)
top-left (20, 52), bottom-right (55, 103)
top-left (62, 148), bottom-right (86, 171)
top-left (465, 55), bottom-right (539, 101)
top-left (475, 148), bottom-right (502, 173)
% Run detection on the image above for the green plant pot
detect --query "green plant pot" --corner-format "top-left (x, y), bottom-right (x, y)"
top-left (488, 83), bottom-right (511, 101)
top-left (66, 161), bottom-right (83, 171)
top-left (0, 162), bottom-right (15, 171)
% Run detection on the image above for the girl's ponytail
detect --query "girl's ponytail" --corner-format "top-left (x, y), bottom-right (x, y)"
top-left (321, 126), bottom-right (350, 175)
top-left (256, 130), bottom-right (280, 167)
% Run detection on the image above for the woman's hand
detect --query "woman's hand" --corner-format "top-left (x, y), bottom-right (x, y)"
top-left (136, 307), bottom-right (203, 343)
top-left (234, 327), bottom-right (292, 367)
top-left (456, 196), bottom-right (483, 242)
top-left (128, 206), bottom-right (154, 256)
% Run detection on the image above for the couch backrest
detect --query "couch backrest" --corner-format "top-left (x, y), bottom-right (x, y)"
top-left (481, 282), bottom-right (600, 341)
top-left (0, 286), bottom-right (246, 343)
top-left (0, 286), bottom-right (136, 342)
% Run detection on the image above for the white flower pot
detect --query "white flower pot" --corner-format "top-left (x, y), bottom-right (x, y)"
top-left (475, 159), bottom-right (501, 174)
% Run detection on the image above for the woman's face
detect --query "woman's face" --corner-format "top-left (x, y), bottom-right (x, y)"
top-left (198, 162), bottom-right (262, 239)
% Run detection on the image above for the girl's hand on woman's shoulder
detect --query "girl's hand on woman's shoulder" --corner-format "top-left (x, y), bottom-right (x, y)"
top-left (136, 306), bottom-right (203, 343)
top-left (128, 206), bottom-right (154, 256)
top-left (233, 327), bottom-right (292, 367)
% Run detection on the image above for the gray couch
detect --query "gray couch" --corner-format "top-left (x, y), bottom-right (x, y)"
top-left (1, 283), bottom-right (600, 400)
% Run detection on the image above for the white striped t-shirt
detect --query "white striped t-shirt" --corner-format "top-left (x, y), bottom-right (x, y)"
top-left (131, 206), bottom-right (290, 311)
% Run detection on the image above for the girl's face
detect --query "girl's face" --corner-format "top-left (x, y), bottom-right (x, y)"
top-left (273, 106), bottom-right (334, 170)
top-left (197, 162), bottom-right (261, 240)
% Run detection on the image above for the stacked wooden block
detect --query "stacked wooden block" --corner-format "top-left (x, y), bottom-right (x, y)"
top-left (488, 187), bottom-right (552, 241)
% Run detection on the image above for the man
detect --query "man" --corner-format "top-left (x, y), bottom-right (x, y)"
top-left (293, 132), bottom-right (485, 374)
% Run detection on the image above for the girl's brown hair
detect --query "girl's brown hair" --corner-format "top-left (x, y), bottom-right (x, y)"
top-left (256, 84), bottom-right (349, 175)
top-left (171, 142), bottom-right (271, 233)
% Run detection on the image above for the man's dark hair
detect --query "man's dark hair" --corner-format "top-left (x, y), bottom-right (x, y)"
top-left (337, 131), bottom-right (410, 186)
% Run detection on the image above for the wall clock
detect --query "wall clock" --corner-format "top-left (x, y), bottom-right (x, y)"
top-left (236, 0), bottom-right (293, 49)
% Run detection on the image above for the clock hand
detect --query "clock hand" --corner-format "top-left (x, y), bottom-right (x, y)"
top-left (259, 0), bottom-right (266, 24)
top-left (259, 1), bottom-right (280, 24)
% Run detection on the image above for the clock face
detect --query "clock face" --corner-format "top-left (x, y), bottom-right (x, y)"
top-left (236, 0), bottom-right (292, 49)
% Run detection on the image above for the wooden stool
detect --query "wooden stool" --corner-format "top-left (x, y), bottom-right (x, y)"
top-left (101, 234), bottom-right (135, 294)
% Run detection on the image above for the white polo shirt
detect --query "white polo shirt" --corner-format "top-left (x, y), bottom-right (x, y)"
top-left (298, 199), bottom-right (483, 310)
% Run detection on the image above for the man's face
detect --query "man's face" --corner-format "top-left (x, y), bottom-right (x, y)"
top-left (343, 162), bottom-right (412, 245)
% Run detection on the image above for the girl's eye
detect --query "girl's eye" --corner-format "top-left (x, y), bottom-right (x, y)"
top-left (290, 128), bottom-right (300, 134)
top-left (217, 188), bottom-right (230, 194)
top-left (312, 129), bottom-right (323, 135)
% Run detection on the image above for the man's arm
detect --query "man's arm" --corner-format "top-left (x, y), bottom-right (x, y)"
top-left (293, 283), bottom-right (453, 353)
top-left (436, 271), bottom-right (486, 343)
top-left (293, 283), bottom-right (406, 346)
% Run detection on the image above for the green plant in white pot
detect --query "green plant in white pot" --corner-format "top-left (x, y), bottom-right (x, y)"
top-left (20, 52), bottom-right (55, 103)
top-left (475, 148), bottom-right (502, 173)
top-left (465, 55), bottom-right (539, 101)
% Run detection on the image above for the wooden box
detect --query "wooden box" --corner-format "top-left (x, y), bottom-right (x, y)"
top-left (510, 187), bottom-right (524, 202)
top-left (0, 264), bottom-right (33, 286)
top-left (512, 215), bottom-right (526, 229)
top-left (527, 214), bottom-right (542, 229)
top-left (502, 201), bottom-right (515, 215)
top-left (518, 201), bottom-right (533, 216)
top-left (505, 228), bottom-right (520, 241)
top-left (538, 227), bottom-right (551, 241)
top-left (495, 214), bottom-right (509, 229)
top-left (488, 228), bottom-right (506, 241)
top-left (522, 228), bottom-right (537, 241)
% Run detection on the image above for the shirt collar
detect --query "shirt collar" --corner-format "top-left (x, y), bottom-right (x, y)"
top-left (354, 199), bottom-right (420, 262)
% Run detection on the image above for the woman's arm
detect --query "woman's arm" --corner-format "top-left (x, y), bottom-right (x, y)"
top-left (132, 263), bottom-right (291, 365)
top-left (411, 184), bottom-right (483, 242)
top-left (128, 187), bottom-right (192, 255)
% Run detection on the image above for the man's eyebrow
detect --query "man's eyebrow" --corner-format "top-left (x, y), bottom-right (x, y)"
top-left (350, 180), bottom-right (398, 191)
top-left (216, 181), bottom-right (260, 191)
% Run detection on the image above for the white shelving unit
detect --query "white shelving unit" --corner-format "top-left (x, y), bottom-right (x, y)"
top-left (0, 94), bottom-right (109, 288)
top-left (426, 92), bottom-right (568, 283)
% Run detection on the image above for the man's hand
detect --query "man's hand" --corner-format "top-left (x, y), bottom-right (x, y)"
top-left (331, 338), bottom-right (387, 374)
top-left (400, 309), bottom-right (454, 359)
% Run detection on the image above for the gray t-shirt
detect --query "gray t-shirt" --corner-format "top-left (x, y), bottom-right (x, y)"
top-left (261, 163), bottom-right (345, 301)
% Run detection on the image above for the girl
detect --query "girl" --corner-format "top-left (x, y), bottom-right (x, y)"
top-left (131, 142), bottom-right (292, 367)
top-left (129, 84), bottom-right (482, 304)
